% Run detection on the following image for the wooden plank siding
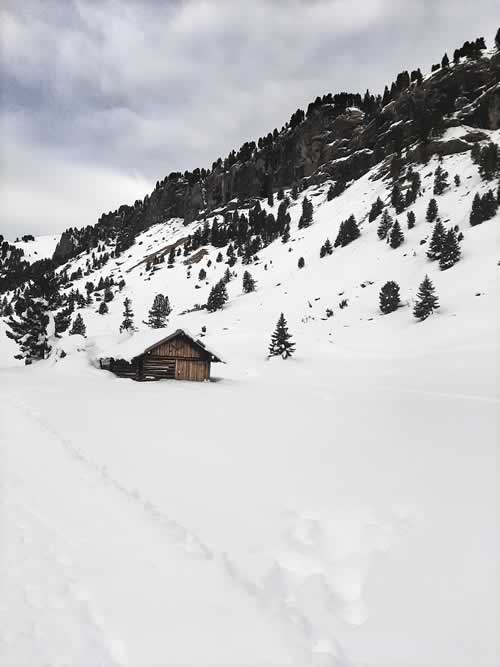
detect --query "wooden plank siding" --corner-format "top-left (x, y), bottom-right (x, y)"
top-left (105, 331), bottom-right (218, 382)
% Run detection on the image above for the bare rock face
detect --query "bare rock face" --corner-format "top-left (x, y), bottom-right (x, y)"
top-left (51, 51), bottom-right (500, 266)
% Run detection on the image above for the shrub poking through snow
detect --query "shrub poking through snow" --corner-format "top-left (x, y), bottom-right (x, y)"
top-left (298, 257), bottom-right (305, 269)
top-left (268, 313), bottom-right (295, 359)
top-left (320, 238), bottom-right (333, 257)
top-left (413, 275), bottom-right (439, 321)
top-left (98, 301), bottom-right (108, 315)
top-left (379, 281), bottom-right (401, 314)
top-left (69, 313), bottom-right (86, 337)
top-left (242, 270), bottom-right (256, 293)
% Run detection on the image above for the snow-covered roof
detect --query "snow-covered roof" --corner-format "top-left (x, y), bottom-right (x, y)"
top-left (92, 328), bottom-right (223, 363)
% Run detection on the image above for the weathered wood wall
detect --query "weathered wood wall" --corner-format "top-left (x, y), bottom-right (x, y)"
top-left (109, 333), bottom-right (212, 382)
top-left (175, 359), bottom-right (210, 381)
top-left (148, 336), bottom-right (205, 360)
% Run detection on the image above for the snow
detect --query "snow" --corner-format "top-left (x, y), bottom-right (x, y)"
top-left (1, 138), bottom-right (499, 667)
top-left (11, 234), bottom-right (60, 263)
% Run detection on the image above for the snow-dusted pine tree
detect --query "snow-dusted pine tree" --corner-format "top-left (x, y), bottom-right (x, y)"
top-left (413, 275), bottom-right (439, 321)
top-left (268, 313), bottom-right (295, 359)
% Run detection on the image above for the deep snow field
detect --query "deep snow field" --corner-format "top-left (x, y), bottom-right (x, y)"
top-left (1, 136), bottom-right (499, 667)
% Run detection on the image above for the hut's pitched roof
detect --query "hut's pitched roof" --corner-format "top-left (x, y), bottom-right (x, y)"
top-left (94, 328), bottom-right (223, 363)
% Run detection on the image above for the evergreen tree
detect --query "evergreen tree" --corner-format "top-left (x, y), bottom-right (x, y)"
top-left (413, 275), bottom-right (439, 321)
top-left (119, 297), bottom-right (135, 333)
top-left (433, 164), bottom-right (449, 195)
top-left (441, 52), bottom-right (450, 68)
top-left (439, 229), bottom-right (461, 270)
top-left (454, 174), bottom-right (461, 187)
top-left (334, 214), bottom-right (360, 248)
top-left (470, 142), bottom-right (481, 164)
top-left (496, 27), bottom-right (500, 50)
top-left (98, 301), bottom-right (109, 315)
top-left (377, 210), bottom-right (393, 239)
top-left (320, 238), bottom-right (333, 257)
top-left (206, 280), bottom-right (228, 312)
top-left (298, 197), bottom-right (313, 228)
top-left (268, 313), bottom-right (295, 359)
top-left (281, 222), bottom-right (291, 243)
top-left (391, 183), bottom-right (405, 213)
top-left (368, 197), bottom-right (384, 222)
top-left (104, 287), bottom-right (114, 303)
top-left (427, 220), bottom-right (446, 260)
top-left (146, 294), bottom-right (169, 328)
top-left (54, 306), bottom-right (72, 335)
top-left (6, 300), bottom-right (51, 362)
top-left (198, 268), bottom-right (207, 281)
top-left (407, 210), bottom-right (416, 229)
top-left (242, 270), bottom-right (256, 293)
top-left (291, 184), bottom-right (298, 200)
top-left (168, 247), bottom-right (176, 265)
top-left (223, 267), bottom-right (232, 283)
top-left (298, 256), bottom-right (305, 269)
top-left (379, 281), bottom-right (401, 314)
top-left (388, 220), bottom-right (404, 248)
top-left (469, 192), bottom-right (483, 226)
top-left (426, 198), bottom-right (439, 222)
top-left (478, 142), bottom-right (499, 181)
top-left (69, 313), bottom-right (86, 336)
top-left (327, 179), bottom-right (346, 200)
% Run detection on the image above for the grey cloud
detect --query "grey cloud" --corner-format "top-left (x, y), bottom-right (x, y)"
top-left (0, 0), bottom-right (497, 237)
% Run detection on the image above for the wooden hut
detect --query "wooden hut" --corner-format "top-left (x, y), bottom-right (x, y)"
top-left (99, 329), bottom-right (222, 382)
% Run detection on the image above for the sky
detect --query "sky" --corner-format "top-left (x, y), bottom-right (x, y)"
top-left (1, 0), bottom-right (498, 239)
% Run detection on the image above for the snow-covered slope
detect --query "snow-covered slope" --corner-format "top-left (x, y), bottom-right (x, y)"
top-left (1, 132), bottom-right (498, 667)
top-left (11, 234), bottom-right (60, 262)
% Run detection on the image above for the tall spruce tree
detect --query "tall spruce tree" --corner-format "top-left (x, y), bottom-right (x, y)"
top-left (206, 280), bottom-right (228, 312)
top-left (426, 198), bottom-right (439, 222)
top-left (242, 270), bottom-right (256, 293)
top-left (298, 197), bottom-right (313, 228)
top-left (334, 215), bottom-right (360, 248)
top-left (146, 294), bottom-right (169, 328)
top-left (439, 229), bottom-right (461, 270)
top-left (407, 210), bottom-right (416, 229)
top-left (379, 281), bottom-right (401, 314)
top-left (433, 164), bottom-right (449, 195)
top-left (389, 220), bottom-right (404, 248)
top-left (377, 210), bottom-right (393, 239)
top-left (119, 297), bottom-right (135, 333)
top-left (413, 275), bottom-right (439, 321)
top-left (268, 313), bottom-right (295, 359)
top-left (69, 313), bottom-right (86, 337)
top-left (6, 299), bottom-right (51, 362)
top-left (368, 197), bottom-right (384, 222)
top-left (426, 220), bottom-right (446, 260)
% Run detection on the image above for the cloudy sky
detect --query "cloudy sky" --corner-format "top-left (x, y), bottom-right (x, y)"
top-left (1, 0), bottom-right (497, 238)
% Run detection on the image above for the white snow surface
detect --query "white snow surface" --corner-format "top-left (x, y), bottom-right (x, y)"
top-left (1, 141), bottom-right (498, 667)
top-left (11, 234), bottom-right (60, 262)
